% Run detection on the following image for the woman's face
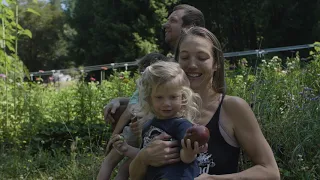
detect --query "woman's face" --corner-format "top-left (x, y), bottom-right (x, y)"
top-left (178, 35), bottom-right (216, 91)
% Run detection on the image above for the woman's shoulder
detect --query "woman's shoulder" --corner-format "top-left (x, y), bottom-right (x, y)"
top-left (221, 95), bottom-right (253, 122)
top-left (223, 95), bottom-right (249, 107)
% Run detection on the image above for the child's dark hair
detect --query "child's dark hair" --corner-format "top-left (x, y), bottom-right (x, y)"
top-left (136, 52), bottom-right (171, 72)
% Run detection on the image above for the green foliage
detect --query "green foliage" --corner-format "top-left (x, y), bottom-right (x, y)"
top-left (0, 1), bottom-right (30, 80)
top-left (1, 51), bottom-right (320, 179)
top-left (5, 0), bottom-right (320, 71)
top-left (0, 147), bottom-right (105, 179)
top-left (18, 0), bottom-right (73, 71)
top-left (29, 121), bottom-right (111, 154)
top-left (69, 0), bottom-right (178, 65)
top-left (181, 0), bottom-right (319, 53)
top-left (226, 49), bottom-right (320, 179)
top-left (0, 69), bottom-right (139, 146)
top-left (1, 0), bottom-right (320, 179)
top-left (0, 68), bottom-right (139, 179)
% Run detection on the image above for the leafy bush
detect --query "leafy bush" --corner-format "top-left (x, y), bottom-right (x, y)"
top-left (1, 46), bottom-right (320, 179)
top-left (226, 44), bottom-right (320, 179)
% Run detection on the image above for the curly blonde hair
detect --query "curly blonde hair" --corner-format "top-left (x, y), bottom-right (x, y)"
top-left (137, 61), bottom-right (201, 123)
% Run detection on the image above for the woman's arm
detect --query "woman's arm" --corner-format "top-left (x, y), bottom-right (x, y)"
top-left (196, 96), bottom-right (280, 180)
top-left (129, 148), bottom-right (148, 180)
top-left (129, 133), bottom-right (181, 180)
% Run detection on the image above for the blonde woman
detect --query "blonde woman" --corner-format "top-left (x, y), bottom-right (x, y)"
top-left (129, 27), bottom-right (280, 180)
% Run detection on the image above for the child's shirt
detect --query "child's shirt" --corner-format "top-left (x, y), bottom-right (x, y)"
top-left (128, 89), bottom-right (139, 105)
top-left (141, 117), bottom-right (200, 180)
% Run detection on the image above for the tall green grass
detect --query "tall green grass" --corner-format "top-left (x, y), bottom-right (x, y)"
top-left (0, 49), bottom-right (319, 179)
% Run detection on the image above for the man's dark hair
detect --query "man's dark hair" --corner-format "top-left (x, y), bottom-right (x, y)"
top-left (173, 4), bottom-right (205, 28)
top-left (136, 52), bottom-right (171, 72)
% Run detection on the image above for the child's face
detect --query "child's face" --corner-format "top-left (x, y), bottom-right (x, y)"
top-left (150, 82), bottom-right (182, 119)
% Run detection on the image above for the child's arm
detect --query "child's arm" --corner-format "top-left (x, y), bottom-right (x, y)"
top-left (123, 146), bottom-right (140, 158)
top-left (173, 120), bottom-right (201, 164)
top-left (180, 139), bottom-right (198, 164)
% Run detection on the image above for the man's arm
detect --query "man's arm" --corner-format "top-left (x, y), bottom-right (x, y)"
top-left (112, 105), bottom-right (133, 135)
top-left (117, 97), bottom-right (130, 105)
top-left (104, 97), bottom-right (130, 124)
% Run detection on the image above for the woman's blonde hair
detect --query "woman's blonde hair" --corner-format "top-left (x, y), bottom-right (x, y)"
top-left (137, 61), bottom-right (201, 122)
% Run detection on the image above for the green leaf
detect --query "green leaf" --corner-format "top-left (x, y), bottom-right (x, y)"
top-left (5, 9), bottom-right (14, 19)
top-left (21, 29), bottom-right (32, 38)
top-left (314, 42), bottom-right (320, 52)
top-left (5, 0), bottom-right (14, 5)
top-left (10, 21), bottom-right (23, 30)
top-left (26, 8), bottom-right (41, 16)
top-left (17, 24), bottom-right (23, 30)
top-left (6, 42), bottom-right (15, 52)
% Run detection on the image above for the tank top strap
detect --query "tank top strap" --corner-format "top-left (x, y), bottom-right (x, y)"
top-left (209, 94), bottom-right (225, 128)
top-left (202, 94), bottom-right (240, 175)
top-left (217, 94), bottom-right (225, 112)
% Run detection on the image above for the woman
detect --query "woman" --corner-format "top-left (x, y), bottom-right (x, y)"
top-left (128, 27), bottom-right (280, 179)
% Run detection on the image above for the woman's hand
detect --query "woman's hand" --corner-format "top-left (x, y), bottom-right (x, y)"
top-left (141, 132), bottom-right (181, 167)
top-left (195, 173), bottom-right (215, 180)
top-left (103, 99), bottom-right (121, 124)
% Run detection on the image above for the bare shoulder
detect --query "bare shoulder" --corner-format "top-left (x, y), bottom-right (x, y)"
top-left (222, 95), bottom-right (257, 126)
top-left (222, 97), bottom-right (280, 179)
top-left (223, 95), bottom-right (251, 113)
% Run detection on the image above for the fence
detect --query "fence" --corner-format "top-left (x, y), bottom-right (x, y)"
top-left (28, 43), bottom-right (316, 78)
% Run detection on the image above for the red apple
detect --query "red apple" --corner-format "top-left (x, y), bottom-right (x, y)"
top-left (184, 125), bottom-right (210, 148)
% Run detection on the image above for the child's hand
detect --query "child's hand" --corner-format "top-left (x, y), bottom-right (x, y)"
top-left (110, 134), bottom-right (129, 155)
top-left (181, 139), bottom-right (208, 155)
top-left (180, 139), bottom-right (208, 164)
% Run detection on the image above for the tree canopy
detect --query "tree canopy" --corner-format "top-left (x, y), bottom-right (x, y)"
top-left (12, 0), bottom-right (320, 71)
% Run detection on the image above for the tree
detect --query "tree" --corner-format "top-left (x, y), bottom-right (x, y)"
top-left (18, 0), bottom-right (72, 71)
top-left (68, 0), bottom-right (178, 66)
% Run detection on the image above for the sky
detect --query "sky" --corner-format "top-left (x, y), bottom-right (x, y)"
top-left (2, 0), bottom-right (67, 10)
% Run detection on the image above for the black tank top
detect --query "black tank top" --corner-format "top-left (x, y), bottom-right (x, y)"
top-left (197, 94), bottom-right (240, 175)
